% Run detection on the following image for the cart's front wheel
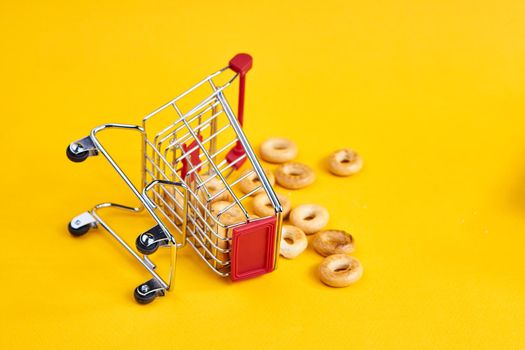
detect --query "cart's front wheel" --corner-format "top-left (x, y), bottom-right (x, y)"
top-left (134, 284), bottom-right (158, 304)
top-left (66, 145), bottom-right (89, 163)
top-left (136, 233), bottom-right (160, 255)
top-left (68, 222), bottom-right (90, 237)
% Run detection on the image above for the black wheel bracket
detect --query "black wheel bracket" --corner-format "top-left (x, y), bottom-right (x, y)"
top-left (68, 212), bottom-right (97, 237)
top-left (134, 278), bottom-right (164, 304)
top-left (135, 225), bottom-right (169, 254)
top-left (66, 136), bottom-right (98, 162)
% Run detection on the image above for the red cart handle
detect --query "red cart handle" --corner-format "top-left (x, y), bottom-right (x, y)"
top-left (226, 53), bottom-right (253, 169)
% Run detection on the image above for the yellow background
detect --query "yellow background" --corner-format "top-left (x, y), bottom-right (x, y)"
top-left (1, 0), bottom-right (524, 348)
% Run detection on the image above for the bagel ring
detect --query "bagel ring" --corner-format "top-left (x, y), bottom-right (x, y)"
top-left (289, 204), bottom-right (329, 234)
top-left (274, 162), bottom-right (315, 189)
top-left (252, 192), bottom-right (291, 218)
top-left (163, 186), bottom-right (191, 227)
top-left (319, 254), bottom-right (363, 287)
top-left (197, 174), bottom-right (233, 204)
top-left (279, 225), bottom-right (308, 259)
top-left (209, 201), bottom-right (246, 263)
top-left (327, 149), bottom-right (363, 176)
top-left (312, 230), bottom-right (355, 256)
top-left (210, 201), bottom-right (245, 227)
top-left (239, 168), bottom-right (275, 195)
top-left (259, 137), bottom-right (298, 163)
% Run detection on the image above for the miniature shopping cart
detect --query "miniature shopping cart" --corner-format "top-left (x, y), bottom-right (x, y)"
top-left (66, 54), bottom-right (283, 304)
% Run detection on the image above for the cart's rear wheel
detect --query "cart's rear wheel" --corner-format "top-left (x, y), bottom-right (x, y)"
top-left (66, 145), bottom-right (89, 163)
top-left (136, 233), bottom-right (160, 255)
top-left (68, 222), bottom-right (90, 237)
top-left (134, 284), bottom-right (158, 304)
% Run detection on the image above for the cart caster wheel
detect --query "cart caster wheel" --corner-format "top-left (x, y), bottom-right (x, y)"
top-left (134, 285), bottom-right (158, 305)
top-left (66, 145), bottom-right (89, 163)
top-left (136, 233), bottom-right (159, 255)
top-left (68, 222), bottom-right (90, 236)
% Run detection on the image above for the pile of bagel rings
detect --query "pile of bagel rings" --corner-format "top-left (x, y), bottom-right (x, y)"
top-left (254, 137), bottom-right (364, 288)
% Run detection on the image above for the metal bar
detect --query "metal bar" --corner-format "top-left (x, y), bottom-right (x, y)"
top-left (179, 118), bottom-right (250, 219)
top-left (156, 100), bottom-right (221, 147)
top-left (273, 211), bottom-right (284, 270)
top-left (149, 188), bottom-right (184, 235)
top-left (174, 123), bottom-right (231, 164)
top-left (185, 216), bottom-right (230, 264)
top-left (188, 138), bottom-right (238, 177)
top-left (207, 169), bottom-right (254, 202)
top-left (186, 238), bottom-right (230, 277)
top-left (186, 210), bottom-right (231, 249)
top-left (217, 92), bottom-right (283, 213)
top-left (90, 124), bottom-right (176, 244)
top-left (145, 159), bottom-right (229, 241)
top-left (90, 203), bottom-right (171, 290)
top-left (143, 179), bottom-right (189, 247)
top-left (216, 186), bottom-right (261, 218)
top-left (142, 67), bottom-right (231, 122)
top-left (166, 107), bottom-right (223, 148)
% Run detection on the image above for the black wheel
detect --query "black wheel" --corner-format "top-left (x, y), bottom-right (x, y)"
top-left (134, 285), bottom-right (157, 304)
top-left (66, 145), bottom-right (89, 163)
top-left (68, 222), bottom-right (90, 237)
top-left (136, 233), bottom-right (160, 255)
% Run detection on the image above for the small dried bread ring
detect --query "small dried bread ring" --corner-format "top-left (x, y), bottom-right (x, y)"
top-left (197, 175), bottom-right (233, 204)
top-left (312, 230), bottom-right (355, 256)
top-left (274, 162), bottom-right (315, 189)
top-left (252, 192), bottom-right (291, 218)
top-left (260, 138), bottom-right (298, 163)
top-left (164, 187), bottom-right (190, 226)
top-left (280, 225), bottom-right (307, 259)
top-left (327, 149), bottom-right (363, 176)
top-left (209, 201), bottom-right (246, 263)
top-left (289, 204), bottom-right (329, 234)
top-left (210, 201), bottom-right (245, 226)
top-left (319, 254), bottom-right (363, 287)
top-left (239, 168), bottom-right (275, 195)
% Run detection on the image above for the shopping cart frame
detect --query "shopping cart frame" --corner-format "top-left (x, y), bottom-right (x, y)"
top-left (66, 54), bottom-right (283, 304)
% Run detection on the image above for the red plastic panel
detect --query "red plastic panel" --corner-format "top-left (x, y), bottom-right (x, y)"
top-left (180, 134), bottom-right (203, 180)
top-left (230, 216), bottom-right (276, 281)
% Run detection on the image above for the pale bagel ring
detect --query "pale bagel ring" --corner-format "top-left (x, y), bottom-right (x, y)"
top-left (289, 204), bottom-right (329, 234)
top-left (274, 162), bottom-right (315, 189)
top-left (209, 201), bottom-right (246, 263)
top-left (210, 201), bottom-right (245, 227)
top-left (259, 138), bottom-right (298, 163)
top-left (252, 192), bottom-right (291, 218)
top-left (319, 254), bottom-right (363, 287)
top-left (327, 149), bottom-right (363, 176)
top-left (239, 168), bottom-right (275, 195)
top-left (312, 230), bottom-right (355, 257)
top-left (197, 174), bottom-right (233, 204)
top-left (279, 225), bottom-right (308, 259)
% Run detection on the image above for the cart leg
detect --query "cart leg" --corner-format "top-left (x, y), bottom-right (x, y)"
top-left (69, 203), bottom-right (172, 304)
top-left (68, 212), bottom-right (168, 304)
